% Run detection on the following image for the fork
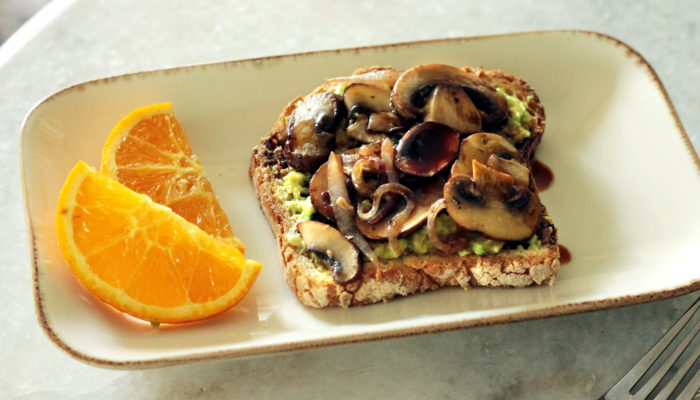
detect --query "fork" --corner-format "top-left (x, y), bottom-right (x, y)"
top-left (601, 296), bottom-right (700, 399)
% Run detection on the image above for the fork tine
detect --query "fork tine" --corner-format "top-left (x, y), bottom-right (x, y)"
top-left (647, 322), bottom-right (699, 399)
top-left (605, 297), bottom-right (700, 398)
top-left (625, 299), bottom-right (699, 388)
top-left (674, 368), bottom-right (700, 400)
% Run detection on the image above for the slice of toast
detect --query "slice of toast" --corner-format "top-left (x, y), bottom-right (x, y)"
top-left (250, 64), bottom-right (559, 308)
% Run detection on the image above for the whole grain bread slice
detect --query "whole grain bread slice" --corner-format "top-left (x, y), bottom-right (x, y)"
top-left (249, 65), bottom-right (559, 308)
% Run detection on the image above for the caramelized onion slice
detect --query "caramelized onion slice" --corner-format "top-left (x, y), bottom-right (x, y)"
top-left (380, 137), bottom-right (398, 184)
top-left (373, 183), bottom-right (417, 257)
top-left (327, 152), bottom-right (378, 265)
top-left (357, 182), bottom-right (405, 223)
top-left (355, 177), bottom-right (442, 241)
top-left (351, 157), bottom-right (382, 197)
top-left (427, 198), bottom-right (466, 253)
top-left (340, 142), bottom-right (382, 176)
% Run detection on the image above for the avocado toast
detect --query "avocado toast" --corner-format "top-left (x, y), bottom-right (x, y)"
top-left (250, 64), bottom-right (559, 307)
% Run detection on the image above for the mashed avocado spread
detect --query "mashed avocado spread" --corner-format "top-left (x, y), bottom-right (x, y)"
top-left (275, 170), bottom-right (315, 248)
top-left (371, 216), bottom-right (508, 261)
top-left (496, 87), bottom-right (534, 143)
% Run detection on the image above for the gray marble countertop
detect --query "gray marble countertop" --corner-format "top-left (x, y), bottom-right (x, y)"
top-left (1, 0), bottom-right (698, 399)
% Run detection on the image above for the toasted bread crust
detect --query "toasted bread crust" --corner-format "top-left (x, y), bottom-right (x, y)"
top-left (250, 65), bottom-right (559, 308)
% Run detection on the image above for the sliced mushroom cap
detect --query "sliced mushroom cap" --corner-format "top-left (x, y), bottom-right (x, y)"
top-left (343, 83), bottom-right (393, 114)
top-left (391, 64), bottom-right (508, 127)
top-left (395, 122), bottom-right (459, 177)
top-left (309, 162), bottom-right (334, 220)
top-left (310, 157), bottom-right (369, 221)
top-left (283, 93), bottom-right (343, 172)
top-left (423, 85), bottom-right (481, 134)
top-left (444, 161), bottom-right (540, 241)
top-left (356, 178), bottom-right (444, 240)
top-left (297, 220), bottom-right (360, 283)
top-left (451, 132), bottom-right (524, 178)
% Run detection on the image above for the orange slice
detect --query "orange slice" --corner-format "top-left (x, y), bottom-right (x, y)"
top-left (56, 161), bottom-right (261, 324)
top-left (100, 102), bottom-right (244, 253)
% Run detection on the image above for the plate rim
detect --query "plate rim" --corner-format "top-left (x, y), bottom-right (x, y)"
top-left (20, 29), bottom-right (700, 369)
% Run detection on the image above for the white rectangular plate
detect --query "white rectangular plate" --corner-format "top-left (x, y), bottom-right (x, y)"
top-left (21, 31), bottom-right (700, 369)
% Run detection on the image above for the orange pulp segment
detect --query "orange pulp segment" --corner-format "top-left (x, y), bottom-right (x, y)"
top-left (56, 161), bottom-right (261, 324)
top-left (100, 102), bottom-right (244, 253)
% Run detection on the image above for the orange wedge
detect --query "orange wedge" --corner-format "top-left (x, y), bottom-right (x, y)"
top-left (56, 161), bottom-right (261, 324)
top-left (100, 102), bottom-right (243, 253)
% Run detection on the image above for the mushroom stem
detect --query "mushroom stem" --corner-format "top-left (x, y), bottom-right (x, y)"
top-left (346, 114), bottom-right (386, 143)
